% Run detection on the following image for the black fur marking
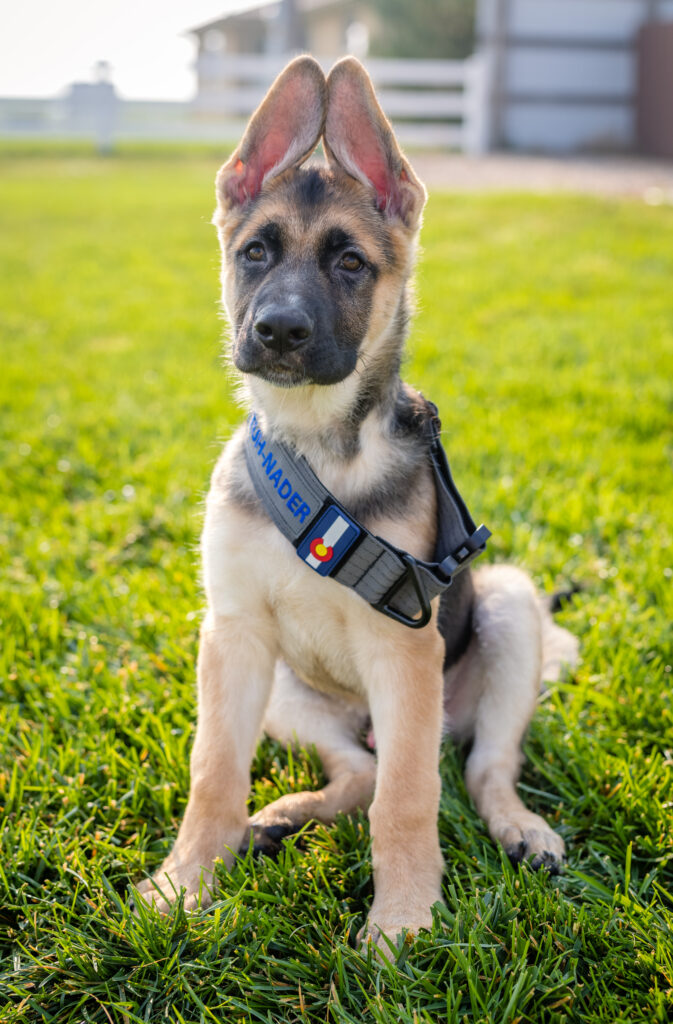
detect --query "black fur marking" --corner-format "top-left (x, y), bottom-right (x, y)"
top-left (391, 381), bottom-right (435, 437)
top-left (290, 166), bottom-right (330, 209)
top-left (321, 226), bottom-right (355, 254)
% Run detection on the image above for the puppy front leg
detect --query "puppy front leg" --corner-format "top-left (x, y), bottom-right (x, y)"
top-left (359, 622), bottom-right (445, 948)
top-left (136, 611), bottom-right (277, 911)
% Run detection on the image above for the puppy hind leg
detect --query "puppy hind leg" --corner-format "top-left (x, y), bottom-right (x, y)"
top-left (463, 566), bottom-right (565, 871)
top-left (242, 663), bottom-right (376, 856)
top-left (538, 593), bottom-right (580, 685)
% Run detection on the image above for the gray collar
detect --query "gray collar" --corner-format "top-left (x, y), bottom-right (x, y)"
top-left (244, 406), bottom-right (490, 628)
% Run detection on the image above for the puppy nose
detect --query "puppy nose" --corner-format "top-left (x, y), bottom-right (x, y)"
top-left (253, 305), bottom-right (313, 354)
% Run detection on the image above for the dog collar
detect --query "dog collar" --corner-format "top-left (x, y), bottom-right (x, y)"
top-left (244, 405), bottom-right (490, 628)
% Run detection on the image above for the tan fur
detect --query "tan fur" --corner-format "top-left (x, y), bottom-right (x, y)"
top-left (356, 618), bottom-right (446, 938)
top-left (249, 664), bottom-right (376, 836)
top-left (449, 566), bottom-right (567, 862)
top-left (135, 56), bottom-right (579, 954)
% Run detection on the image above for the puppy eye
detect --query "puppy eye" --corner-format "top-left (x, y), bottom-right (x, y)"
top-left (338, 252), bottom-right (364, 272)
top-left (245, 242), bottom-right (266, 262)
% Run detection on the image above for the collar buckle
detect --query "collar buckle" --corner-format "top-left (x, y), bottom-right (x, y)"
top-left (437, 524), bottom-right (492, 582)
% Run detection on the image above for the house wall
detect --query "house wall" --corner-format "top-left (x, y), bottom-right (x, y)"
top-left (192, 1), bottom-right (376, 61)
top-left (304, 8), bottom-right (351, 54)
top-left (305, 4), bottom-right (380, 56)
top-left (194, 15), bottom-right (270, 58)
top-left (193, 2), bottom-right (383, 105)
top-left (477, 0), bottom-right (673, 152)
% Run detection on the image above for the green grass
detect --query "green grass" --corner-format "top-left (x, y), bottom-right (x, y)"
top-left (1, 147), bottom-right (672, 1023)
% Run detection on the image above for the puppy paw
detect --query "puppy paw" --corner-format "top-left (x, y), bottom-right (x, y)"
top-left (133, 860), bottom-right (215, 914)
top-left (239, 815), bottom-right (301, 859)
top-left (498, 812), bottom-right (565, 874)
top-left (356, 902), bottom-right (435, 960)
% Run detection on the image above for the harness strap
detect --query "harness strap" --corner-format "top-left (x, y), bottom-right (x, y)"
top-left (244, 407), bottom-right (490, 628)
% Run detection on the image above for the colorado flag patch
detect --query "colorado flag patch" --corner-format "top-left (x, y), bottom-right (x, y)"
top-left (296, 505), bottom-right (360, 577)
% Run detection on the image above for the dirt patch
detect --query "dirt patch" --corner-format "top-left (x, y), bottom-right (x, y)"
top-left (411, 152), bottom-right (673, 202)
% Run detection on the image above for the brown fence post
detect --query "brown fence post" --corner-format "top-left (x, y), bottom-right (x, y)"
top-left (636, 21), bottom-right (673, 158)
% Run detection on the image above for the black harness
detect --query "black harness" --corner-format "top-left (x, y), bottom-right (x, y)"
top-left (244, 405), bottom-right (490, 628)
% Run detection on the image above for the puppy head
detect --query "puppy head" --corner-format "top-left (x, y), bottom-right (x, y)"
top-left (213, 56), bottom-right (426, 394)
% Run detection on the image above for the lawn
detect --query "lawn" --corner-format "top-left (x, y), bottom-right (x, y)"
top-left (1, 147), bottom-right (672, 1024)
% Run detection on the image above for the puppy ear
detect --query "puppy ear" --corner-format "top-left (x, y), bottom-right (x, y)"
top-left (324, 57), bottom-right (426, 229)
top-left (217, 55), bottom-right (326, 209)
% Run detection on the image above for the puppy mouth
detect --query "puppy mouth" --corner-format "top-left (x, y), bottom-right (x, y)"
top-left (232, 328), bottom-right (358, 388)
top-left (233, 344), bottom-right (310, 387)
top-left (249, 363), bottom-right (309, 388)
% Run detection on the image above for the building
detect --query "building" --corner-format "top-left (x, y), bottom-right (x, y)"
top-left (189, 0), bottom-right (378, 114)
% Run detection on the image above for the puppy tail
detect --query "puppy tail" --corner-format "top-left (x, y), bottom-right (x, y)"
top-left (548, 584), bottom-right (582, 614)
top-left (539, 589), bottom-right (580, 684)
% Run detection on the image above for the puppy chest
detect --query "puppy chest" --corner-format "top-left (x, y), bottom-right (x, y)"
top-left (271, 575), bottom-right (367, 699)
top-left (204, 495), bottom-right (369, 699)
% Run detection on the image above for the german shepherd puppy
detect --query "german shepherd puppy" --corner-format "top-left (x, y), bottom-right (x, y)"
top-left (135, 56), bottom-right (578, 949)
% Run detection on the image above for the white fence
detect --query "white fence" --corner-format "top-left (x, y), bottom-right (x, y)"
top-left (0, 54), bottom-right (491, 154)
top-left (194, 52), bottom-right (490, 151)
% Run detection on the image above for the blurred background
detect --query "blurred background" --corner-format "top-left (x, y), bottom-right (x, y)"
top-left (1, 0), bottom-right (673, 173)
